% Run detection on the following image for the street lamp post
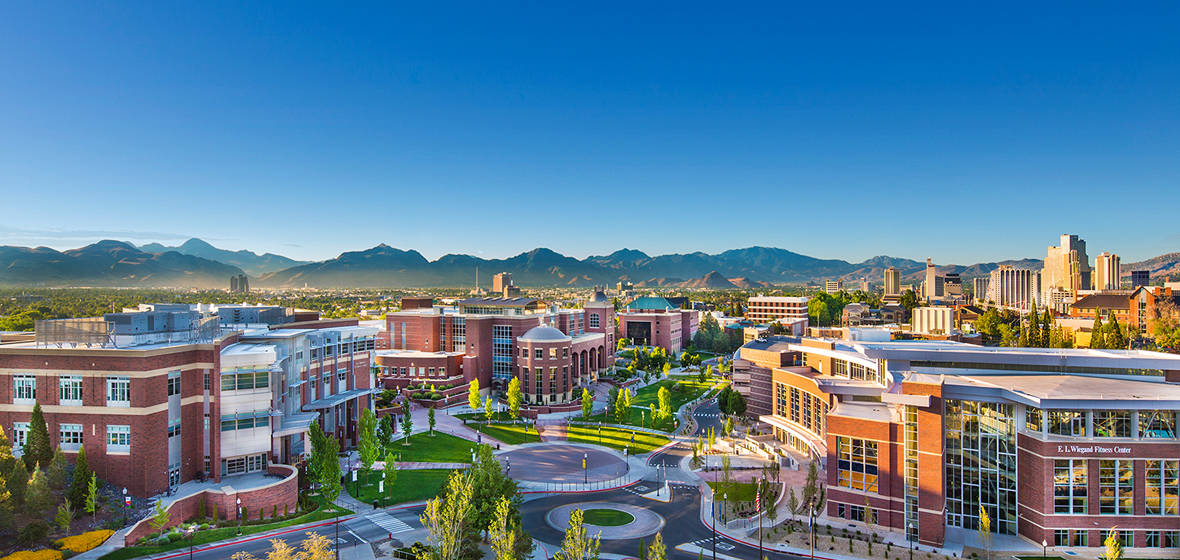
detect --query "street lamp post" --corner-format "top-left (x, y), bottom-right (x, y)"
top-left (583, 453), bottom-right (588, 484)
top-left (236, 497), bottom-right (242, 536)
top-left (122, 488), bottom-right (128, 526)
top-left (808, 507), bottom-right (815, 560)
top-left (757, 477), bottom-right (764, 558)
top-left (908, 523), bottom-right (915, 560)
top-left (711, 488), bottom-right (718, 560)
top-left (1042, 539), bottom-right (1047, 560)
top-left (187, 524), bottom-right (196, 560)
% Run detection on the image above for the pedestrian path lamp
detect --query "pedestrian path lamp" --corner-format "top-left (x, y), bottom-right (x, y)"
top-left (236, 497), bottom-right (242, 536)
top-left (1042, 539), bottom-right (1047, 560)
top-left (908, 523), bottom-right (915, 560)
top-left (583, 453), bottom-right (588, 484)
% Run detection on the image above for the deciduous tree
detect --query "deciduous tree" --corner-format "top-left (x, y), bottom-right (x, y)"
top-left (418, 470), bottom-right (475, 560)
top-left (468, 379), bottom-right (482, 411)
top-left (506, 377), bottom-right (523, 420)
top-left (554, 509), bottom-right (600, 560)
top-left (581, 389), bottom-right (593, 419)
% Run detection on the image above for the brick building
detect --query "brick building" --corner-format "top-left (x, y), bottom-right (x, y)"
top-left (0, 305), bottom-right (376, 498)
top-left (618, 296), bottom-right (699, 354)
top-left (753, 337), bottom-right (1180, 551)
top-left (380, 289), bottom-right (615, 404)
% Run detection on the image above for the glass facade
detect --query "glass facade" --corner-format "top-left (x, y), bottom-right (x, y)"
top-left (944, 399), bottom-right (1017, 535)
top-left (492, 325), bottom-right (513, 381)
top-left (1098, 460), bottom-right (1134, 515)
top-left (904, 405), bottom-right (918, 541)
top-left (1145, 460), bottom-right (1179, 515)
top-left (836, 436), bottom-right (878, 492)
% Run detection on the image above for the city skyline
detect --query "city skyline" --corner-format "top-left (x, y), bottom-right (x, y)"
top-left (2, 3), bottom-right (1179, 263)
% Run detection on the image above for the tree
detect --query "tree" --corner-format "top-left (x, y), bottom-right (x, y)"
top-left (657, 386), bottom-right (672, 421)
top-left (428, 407), bottom-right (437, 435)
top-left (723, 417), bottom-right (734, 437)
top-left (418, 470), bottom-right (475, 560)
top-left (468, 444), bottom-right (532, 559)
top-left (621, 388), bottom-right (633, 423)
top-left (1105, 315), bottom-right (1127, 349)
top-left (231, 532), bottom-right (334, 560)
top-left (1040, 309), bottom-right (1052, 347)
top-left (1104, 527), bottom-right (1123, 560)
top-left (485, 396), bottom-right (495, 421)
top-left (149, 498), bottom-right (170, 533)
top-left (581, 389), bottom-right (593, 419)
top-left (26, 467), bottom-right (51, 516)
top-left (401, 401), bottom-right (414, 442)
top-left (1090, 315), bottom-right (1106, 348)
top-left (85, 472), bottom-right (99, 522)
top-left (1026, 308), bottom-right (1041, 348)
top-left (46, 449), bottom-right (68, 491)
top-left (358, 408), bottom-right (380, 487)
top-left (787, 487), bottom-right (799, 520)
top-left (728, 391), bottom-right (747, 417)
top-left (978, 505), bottom-right (991, 560)
top-left (7, 462), bottom-right (27, 505)
top-left (899, 289), bottom-right (920, 314)
top-left (506, 377), bottom-right (523, 420)
top-left (23, 402), bottom-right (52, 471)
top-left (647, 533), bottom-right (667, 560)
top-left (1152, 299), bottom-right (1180, 351)
top-left (468, 379), bottom-right (481, 411)
top-left (661, 362), bottom-right (670, 378)
top-left (554, 509), bottom-right (600, 560)
top-left (488, 496), bottom-right (518, 560)
top-left (56, 499), bottom-right (73, 535)
top-left (0, 426), bottom-right (14, 475)
top-left (378, 415), bottom-right (395, 456)
top-left (318, 434), bottom-right (343, 508)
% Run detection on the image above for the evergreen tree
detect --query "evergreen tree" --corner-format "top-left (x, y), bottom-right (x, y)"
top-left (400, 401), bottom-right (414, 441)
top-left (378, 415), bottom-right (395, 456)
top-left (26, 466), bottom-right (51, 516)
top-left (1090, 315), bottom-right (1105, 348)
top-left (85, 472), bottom-right (99, 522)
top-left (69, 445), bottom-right (95, 509)
top-left (23, 402), bottom-right (52, 471)
top-left (1106, 315), bottom-right (1127, 349)
top-left (428, 407), bottom-right (437, 435)
top-left (7, 462), bottom-right (27, 505)
top-left (1040, 309), bottom-right (1052, 347)
top-left (0, 426), bottom-right (14, 475)
top-left (1027, 308), bottom-right (1040, 348)
top-left (46, 448), bottom-right (68, 491)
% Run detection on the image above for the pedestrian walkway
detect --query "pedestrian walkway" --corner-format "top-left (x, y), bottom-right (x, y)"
top-left (363, 510), bottom-right (414, 535)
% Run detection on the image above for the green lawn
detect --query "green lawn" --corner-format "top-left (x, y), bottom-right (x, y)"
top-left (707, 481), bottom-right (756, 502)
top-left (564, 425), bottom-right (670, 454)
top-left (455, 410), bottom-right (518, 422)
top-left (471, 422), bottom-right (541, 445)
top-left (98, 505), bottom-right (352, 560)
top-left (392, 431), bottom-right (479, 463)
top-left (582, 508), bottom-right (635, 526)
top-left (632, 378), bottom-right (714, 410)
top-left (346, 468), bottom-right (454, 506)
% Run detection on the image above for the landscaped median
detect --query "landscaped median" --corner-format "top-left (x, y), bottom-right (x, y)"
top-left (95, 505), bottom-right (352, 560)
top-left (564, 424), bottom-right (670, 454)
top-left (389, 431), bottom-right (481, 462)
top-left (345, 468), bottom-right (454, 506)
top-left (468, 422), bottom-right (541, 445)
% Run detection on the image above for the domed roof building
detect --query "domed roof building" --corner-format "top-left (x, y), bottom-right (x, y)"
top-left (519, 324), bottom-right (572, 342)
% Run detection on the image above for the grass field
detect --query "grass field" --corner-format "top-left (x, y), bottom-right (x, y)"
top-left (582, 508), bottom-right (635, 526)
top-left (564, 424), bottom-right (670, 454)
top-left (707, 481), bottom-right (756, 502)
top-left (392, 431), bottom-right (479, 463)
top-left (346, 468), bottom-right (454, 506)
top-left (455, 410), bottom-right (518, 422)
top-left (98, 505), bottom-right (352, 560)
top-left (471, 422), bottom-right (541, 444)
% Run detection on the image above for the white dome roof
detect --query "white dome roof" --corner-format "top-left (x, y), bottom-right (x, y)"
top-left (519, 325), bottom-right (571, 342)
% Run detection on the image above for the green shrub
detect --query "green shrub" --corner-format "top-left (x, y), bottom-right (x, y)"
top-left (18, 520), bottom-right (50, 546)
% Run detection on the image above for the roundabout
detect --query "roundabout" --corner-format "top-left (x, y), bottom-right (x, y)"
top-left (499, 443), bottom-right (628, 483)
top-left (545, 501), bottom-right (665, 540)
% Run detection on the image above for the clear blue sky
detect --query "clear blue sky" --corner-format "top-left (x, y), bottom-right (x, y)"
top-left (2, 2), bottom-right (1178, 264)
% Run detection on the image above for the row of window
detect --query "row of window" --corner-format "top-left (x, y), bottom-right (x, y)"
top-left (835, 436), bottom-right (879, 492)
top-left (221, 371), bottom-right (270, 391)
top-left (220, 411), bottom-right (271, 432)
top-left (835, 502), bottom-right (877, 524)
top-left (772, 383), bottom-right (827, 439)
top-left (14, 375), bottom-right (133, 406)
top-left (308, 339), bottom-right (375, 359)
top-left (1054, 459), bottom-right (1179, 515)
top-left (1027, 408), bottom-right (1176, 439)
top-left (521, 347), bottom-right (572, 359)
top-left (381, 366), bottom-right (447, 377)
top-left (12, 423), bottom-right (130, 453)
top-left (1054, 529), bottom-right (1179, 548)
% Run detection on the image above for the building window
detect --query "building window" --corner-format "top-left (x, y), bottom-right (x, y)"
top-left (337, 368), bottom-right (347, 381)
top-left (1145, 460), bottom-right (1179, 515)
top-left (1165, 531), bottom-right (1179, 548)
top-left (203, 371), bottom-right (211, 390)
top-left (221, 371), bottom-right (269, 391)
top-left (563, 347), bottom-right (569, 358)
top-left (1053, 530), bottom-right (1069, 547)
top-left (1048, 410), bottom-right (1086, 437)
top-left (549, 348), bottom-right (557, 359)
top-left (1099, 460), bottom-right (1133, 515)
top-left (1094, 411), bottom-right (1132, 438)
top-left (1139, 410), bottom-right (1176, 438)
top-left (12, 422), bottom-right (30, 450)
top-left (836, 437), bottom-right (878, 492)
top-left (106, 425), bottom-right (130, 453)
top-left (535, 348), bottom-right (543, 359)
top-left (849, 504), bottom-right (865, 522)
top-left (1100, 530), bottom-right (1133, 548)
top-left (1025, 407), bottom-right (1042, 432)
top-left (13, 375), bottom-right (36, 404)
top-left (168, 419), bottom-right (181, 438)
top-left (589, 314), bottom-right (599, 328)
top-left (59, 423), bottom-right (83, 451)
top-left (107, 376), bottom-right (130, 406)
top-left (1054, 459), bottom-right (1087, 514)
top-left (221, 453), bottom-right (268, 476)
top-left (167, 371), bottom-right (181, 397)
top-left (220, 410), bottom-right (270, 431)
top-left (1145, 531), bottom-right (1160, 548)
top-left (59, 375), bottom-right (83, 405)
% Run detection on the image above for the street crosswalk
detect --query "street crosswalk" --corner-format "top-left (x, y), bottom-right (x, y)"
top-left (365, 511), bottom-right (414, 534)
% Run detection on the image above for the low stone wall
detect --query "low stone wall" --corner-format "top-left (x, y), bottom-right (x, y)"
top-left (124, 464), bottom-right (299, 545)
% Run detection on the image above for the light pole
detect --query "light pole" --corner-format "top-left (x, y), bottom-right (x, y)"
top-left (236, 497), bottom-right (242, 536)
top-left (712, 487), bottom-right (718, 560)
top-left (186, 524), bottom-right (196, 560)
top-left (335, 504), bottom-right (340, 560)
top-left (757, 477), bottom-right (764, 558)
top-left (1042, 539), bottom-right (1047, 560)
top-left (808, 504), bottom-right (815, 560)
top-left (583, 453), bottom-right (588, 484)
top-left (122, 488), bottom-right (128, 526)
top-left (908, 522), bottom-right (915, 560)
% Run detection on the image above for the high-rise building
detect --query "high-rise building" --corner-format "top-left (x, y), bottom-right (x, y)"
top-left (1093, 252), bottom-right (1120, 290)
top-left (1042, 234), bottom-right (1091, 301)
top-left (921, 258), bottom-right (944, 302)
top-left (746, 295), bottom-right (810, 324)
top-left (972, 277), bottom-right (989, 302)
top-left (884, 267), bottom-right (900, 297)
top-left (1131, 270), bottom-right (1151, 288)
top-left (229, 274), bottom-right (249, 293)
top-left (825, 279), bottom-right (843, 294)
top-left (986, 265), bottom-right (1040, 309)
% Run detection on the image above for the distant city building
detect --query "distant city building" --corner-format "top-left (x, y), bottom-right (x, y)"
top-left (824, 279), bottom-right (843, 294)
top-left (1131, 270), bottom-right (1151, 288)
top-left (942, 273), bottom-right (962, 297)
top-left (921, 258), bottom-right (944, 302)
top-left (1042, 233), bottom-right (1091, 302)
top-left (986, 265), bottom-right (1040, 309)
top-left (1069, 285), bottom-right (1180, 335)
top-left (883, 267), bottom-right (900, 297)
top-left (1094, 252), bottom-right (1121, 290)
top-left (492, 272), bottom-right (522, 298)
top-left (911, 306), bottom-right (956, 335)
top-left (746, 295), bottom-right (810, 324)
top-left (229, 273), bottom-right (249, 293)
top-left (971, 277), bottom-right (989, 303)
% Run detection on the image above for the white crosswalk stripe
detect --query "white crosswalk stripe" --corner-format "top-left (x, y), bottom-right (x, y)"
top-left (366, 512), bottom-right (413, 534)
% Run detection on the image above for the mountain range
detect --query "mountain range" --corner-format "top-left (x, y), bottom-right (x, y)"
top-left (0, 239), bottom-right (1176, 289)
